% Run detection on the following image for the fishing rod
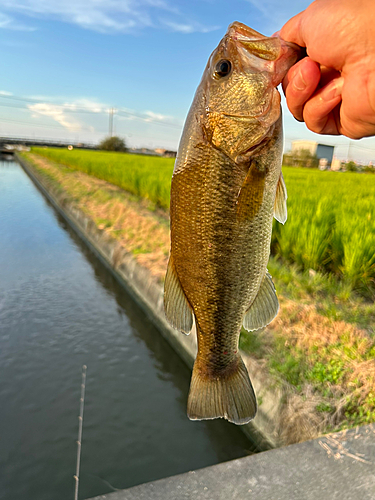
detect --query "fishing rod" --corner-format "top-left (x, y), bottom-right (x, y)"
top-left (74, 365), bottom-right (87, 500)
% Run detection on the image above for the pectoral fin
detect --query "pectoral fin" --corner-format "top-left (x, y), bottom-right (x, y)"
top-left (164, 255), bottom-right (193, 335)
top-left (274, 173), bottom-right (287, 224)
top-left (243, 271), bottom-right (279, 331)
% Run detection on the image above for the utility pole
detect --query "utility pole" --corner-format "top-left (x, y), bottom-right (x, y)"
top-left (109, 108), bottom-right (114, 137)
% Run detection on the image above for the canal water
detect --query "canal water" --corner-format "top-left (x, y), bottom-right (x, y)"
top-left (0, 159), bottom-right (255, 500)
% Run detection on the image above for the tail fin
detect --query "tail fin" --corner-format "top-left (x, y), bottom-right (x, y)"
top-left (187, 355), bottom-right (257, 425)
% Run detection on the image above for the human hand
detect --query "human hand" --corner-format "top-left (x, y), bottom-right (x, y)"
top-left (280, 0), bottom-right (375, 139)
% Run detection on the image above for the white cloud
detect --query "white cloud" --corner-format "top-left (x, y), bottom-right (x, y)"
top-left (0, 12), bottom-right (10, 27)
top-left (1, 90), bottom-right (183, 147)
top-left (24, 96), bottom-right (182, 133)
top-left (62, 98), bottom-right (107, 114)
top-left (247, 0), bottom-right (301, 13)
top-left (144, 110), bottom-right (174, 122)
top-left (0, 0), bottom-right (206, 34)
top-left (245, 0), bottom-right (309, 27)
top-left (117, 108), bottom-right (182, 128)
top-left (28, 102), bottom-right (83, 131)
top-left (161, 19), bottom-right (219, 34)
top-left (0, 11), bottom-right (36, 30)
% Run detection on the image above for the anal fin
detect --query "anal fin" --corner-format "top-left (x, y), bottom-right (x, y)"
top-left (164, 254), bottom-right (193, 335)
top-left (243, 271), bottom-right (279, 331)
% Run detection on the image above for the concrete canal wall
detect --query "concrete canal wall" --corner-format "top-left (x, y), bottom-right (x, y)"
top-left (17, 153), bottom-right (286, 450)
top-left (88, 424), bottom-right (375, 500)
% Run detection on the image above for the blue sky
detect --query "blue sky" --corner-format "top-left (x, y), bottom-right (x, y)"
top-left (1, 0), bottom-right (375, 162)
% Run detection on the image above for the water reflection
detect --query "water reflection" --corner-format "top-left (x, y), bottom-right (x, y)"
top-left (0, 160), bottom-right (256, 500)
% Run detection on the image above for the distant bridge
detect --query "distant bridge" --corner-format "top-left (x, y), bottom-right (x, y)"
top-left (0, 136), bottom-right (98, 154)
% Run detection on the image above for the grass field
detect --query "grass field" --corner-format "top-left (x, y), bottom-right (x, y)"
top-left (32, 147), bottom-right (375, 296)
top-left (32, 147), bottom-right (174, 210)
top-left (271, 168), bottom-right (375, 295)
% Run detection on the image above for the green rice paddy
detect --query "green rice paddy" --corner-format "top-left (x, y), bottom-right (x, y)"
top-left (32, 147), bottom-right (174, 210)
top-left (32, 147), bottom-right (375, 295)
top-left (271, 168), bottom-right (375, 295)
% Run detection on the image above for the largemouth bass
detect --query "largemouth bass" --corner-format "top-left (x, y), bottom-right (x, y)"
top-left (164, 22), bottom-right (300, 425)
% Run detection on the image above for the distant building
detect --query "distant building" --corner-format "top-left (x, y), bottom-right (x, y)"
top-left (130, 147), bottom-right (159, 156)
top-left (319, 158), bottom-right (328, 170)
top-left (154, 148), bottom-right (177, 158)
top-left (331, 157), bottom-right (342, 171)
top-left (129, 147), bottom-right (176, 158)
top-left (292, 140), bottom-right (335, 164)
top-left (164, 151), bottom-right (177, 158)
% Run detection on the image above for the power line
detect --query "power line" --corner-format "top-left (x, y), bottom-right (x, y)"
top-left (0, 93), bottom-right (182, 129)
top-left (0, 117), bottom-right (106, 132)
top-left (0, 97), bottom-right (111, 115)
top-left (285, 137), bottom-right (375, 153)
top-left (0, 110), bottom-right (181, 137)
top-left (0, 93), bottom-right (104, 110)
top-left (0, 117), bottom-right (68, 130)
top-left (116, 110), bottom-right (181, 129)
top-left (109, 107), bottom-right (114, 137)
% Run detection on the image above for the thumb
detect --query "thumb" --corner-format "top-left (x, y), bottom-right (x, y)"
top-left (279, 11), bottom-right (306, 47)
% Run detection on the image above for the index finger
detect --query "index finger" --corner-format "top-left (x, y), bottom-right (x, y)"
top-left (279, 11), bottom-right (306, 47)
top-left (282, 57), bottom-right (321, 122)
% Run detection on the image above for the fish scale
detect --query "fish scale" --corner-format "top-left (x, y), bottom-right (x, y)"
top-left (164, 22), bottom-right (301, 424)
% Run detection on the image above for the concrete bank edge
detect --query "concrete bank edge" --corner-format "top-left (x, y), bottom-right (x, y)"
top-left (88, 424), bottom-right (375, 500)
top-left (17, 153), bottom-right (284, 449)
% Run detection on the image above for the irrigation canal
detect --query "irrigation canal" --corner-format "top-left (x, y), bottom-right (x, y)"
top-left (0, 158), bottom-right (256, 500)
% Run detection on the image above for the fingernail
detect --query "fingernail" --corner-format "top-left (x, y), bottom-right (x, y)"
top-left (293, 69), bottom-right (307, 91)
top-left (321, 77), bottom-right (344, 101)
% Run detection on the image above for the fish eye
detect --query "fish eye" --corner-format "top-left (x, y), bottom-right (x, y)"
top-left (214, 59), bottom-right (232, 78)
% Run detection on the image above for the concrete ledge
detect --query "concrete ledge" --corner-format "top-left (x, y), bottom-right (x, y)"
top-left (17, 153), bottom-right (289, 449)
top-left (88, 425), bottom-right (375, 500)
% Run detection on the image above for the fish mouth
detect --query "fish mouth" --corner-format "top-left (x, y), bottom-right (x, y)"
top-left (227, 22), bottom-right (267, 42)
top-left (226, 21), bottom-right (304, 86)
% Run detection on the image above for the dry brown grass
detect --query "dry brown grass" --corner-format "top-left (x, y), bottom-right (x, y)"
top-left (275, 298), bottom-right (375, 397)
top-left (27, 153), bottom-right (170, 281)
top-left (267, 297), bottom-right (375, 439)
